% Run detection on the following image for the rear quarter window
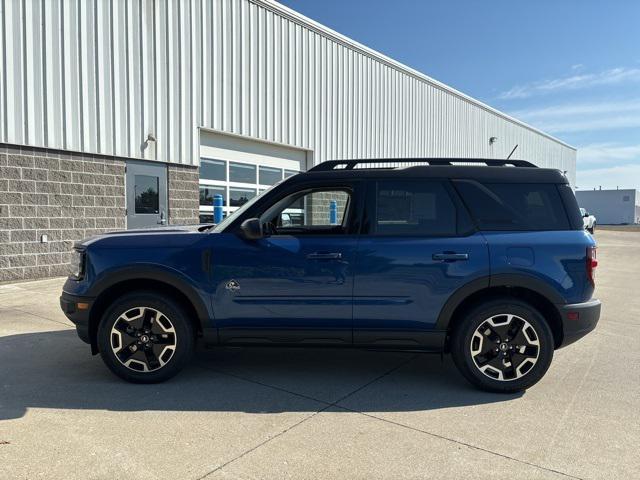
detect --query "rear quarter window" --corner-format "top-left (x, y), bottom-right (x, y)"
top-left (454, 181), bottom-right (571, 231)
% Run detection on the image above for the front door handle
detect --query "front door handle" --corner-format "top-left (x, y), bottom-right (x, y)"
top-left (306, 252), bottom-right (342, 260)
top-left (432, 252), bottom-right (469, 261)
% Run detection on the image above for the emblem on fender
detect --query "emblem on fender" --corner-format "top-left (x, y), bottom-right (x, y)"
top-left (225, 279), bottom-right (240, 292)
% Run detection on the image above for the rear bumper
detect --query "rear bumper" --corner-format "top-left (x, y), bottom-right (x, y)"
top-left (60, 292), bottom-right (94, 344)
top-left (558, 299), bottom-right (601, 348)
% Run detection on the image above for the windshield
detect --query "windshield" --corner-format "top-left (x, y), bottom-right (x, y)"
top-left (212, 184), bottom-right (275, 233)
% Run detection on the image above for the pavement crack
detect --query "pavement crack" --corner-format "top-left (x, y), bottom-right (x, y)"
top-left (2, 306), bottom-right (73, 329)
top-left (344, 408), bottom-right (584, 480)
top-left (194, 354), bottom-right (419, 479)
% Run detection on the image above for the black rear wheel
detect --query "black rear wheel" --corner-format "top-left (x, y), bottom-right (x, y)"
top-left (450, 299), bottom-right (554, 393)
top-left (97, 292), bottom-right (195, 383)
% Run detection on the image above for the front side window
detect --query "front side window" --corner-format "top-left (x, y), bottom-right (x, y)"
top-left (263, 189), bottom-right (351, 234)
top-left (374, 181), bottom-right (456, 236)
top-left (134, 175), bottom-right (159, 214)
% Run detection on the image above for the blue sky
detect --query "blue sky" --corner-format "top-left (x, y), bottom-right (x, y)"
top-left (279, 0), bottom-right (640, 190)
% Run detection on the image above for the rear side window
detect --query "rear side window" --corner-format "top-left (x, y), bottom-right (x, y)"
top-left (454, 181), bottom-right (570, 231)
top-left (375, 181), bottom-right (457, 236)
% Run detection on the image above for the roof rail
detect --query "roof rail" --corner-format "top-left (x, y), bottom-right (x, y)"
top-left (308, 158), bottom-right (537, 172)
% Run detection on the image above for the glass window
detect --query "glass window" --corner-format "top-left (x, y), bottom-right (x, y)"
top-left (134, 175), bottom-right (159, 214)
top-left (229, 162), bottom-right (256, 184)
top-left (199, 213), bottom-right (214, 224)
top-left (200, 159), bottom-right (226, 181)
top-left (229, 188), bottom-right (257, 207)
top-left (455, 181), bottom-right (570, 231)
top-left (375, 181), bottom-right (456, 236)
top-left (259, 166), bottom-right (283, 185)
top-left (284, 169), bottom-right (298, 178)
top-left (199, 185), bottom-right (226, 207)
top-left (266, 189), bottom-right (351, 232)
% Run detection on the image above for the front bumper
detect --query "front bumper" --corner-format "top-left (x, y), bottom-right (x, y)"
top-left (558, 298), bottom-right (601, 348)
top-left (60, 291), bottom-right (94, 344)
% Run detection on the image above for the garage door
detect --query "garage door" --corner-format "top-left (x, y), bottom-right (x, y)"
top-left (198, 130), bottom-right (311, 223)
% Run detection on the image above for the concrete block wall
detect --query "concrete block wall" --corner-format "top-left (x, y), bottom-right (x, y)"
top-left (167, 165), bottom-right (200, 225)
top-left (307, 191), bottom-right (349, 225)
top-left (0, 144), bottom-right (125, 282)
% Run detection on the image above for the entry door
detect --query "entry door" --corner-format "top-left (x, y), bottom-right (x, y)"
top-left (126, 161), bottom-right (168, 229)
top-left (212, 185), bottom-right (362, 345)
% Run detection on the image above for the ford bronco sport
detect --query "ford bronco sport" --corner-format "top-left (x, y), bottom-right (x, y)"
top-left (60, 159), bottom-right (601, 392)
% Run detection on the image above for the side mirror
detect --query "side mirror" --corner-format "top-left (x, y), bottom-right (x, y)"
top-left (240, 218), bottom-right (264, 240)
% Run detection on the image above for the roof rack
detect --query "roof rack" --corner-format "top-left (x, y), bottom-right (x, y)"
top-left (308, 158), bottom-right (537, 172)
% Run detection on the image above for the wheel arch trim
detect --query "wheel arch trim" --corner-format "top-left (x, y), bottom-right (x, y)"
top-left (87, 264), bottom-right (212, 335)
top-left (436, 274), bottom-right (565, 330)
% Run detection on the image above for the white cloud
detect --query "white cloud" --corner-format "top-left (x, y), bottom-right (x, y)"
top-left (508, 99), bottom-right (640, 134)
top-left (577, 164), bottom-right (640, 190)
top-left (498, 67), bottom-right (640, 100)
top-left (578, 143), bottom-right (640, 165)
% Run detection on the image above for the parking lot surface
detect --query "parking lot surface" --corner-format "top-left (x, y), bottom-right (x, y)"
top-left (0, 230), bottom-right (638, 479)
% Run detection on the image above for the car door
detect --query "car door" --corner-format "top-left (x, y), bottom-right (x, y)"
top-left (353, 179), bottom-right (490, 348)
top-left (212, 181), bottom-right (363, 345)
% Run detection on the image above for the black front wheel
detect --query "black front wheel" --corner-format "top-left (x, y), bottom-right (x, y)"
top-left (450, 299), bottom-right (554, 393)
top-left (97, 292), bottom-right (195, 383)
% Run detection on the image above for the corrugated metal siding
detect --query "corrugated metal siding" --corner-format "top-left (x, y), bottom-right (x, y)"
top-left (0, 0), bottom-right (576, 184)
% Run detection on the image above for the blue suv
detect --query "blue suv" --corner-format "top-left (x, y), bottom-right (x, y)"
top-left (60, 159), bottom-right (601, 392)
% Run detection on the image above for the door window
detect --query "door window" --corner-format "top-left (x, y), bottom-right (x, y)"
top-left (134, 175), bottom-right (160, 214)
top-left (374, 181), bottom-right (456, 236)
top-left (263, 189), bottom-right (351, 235)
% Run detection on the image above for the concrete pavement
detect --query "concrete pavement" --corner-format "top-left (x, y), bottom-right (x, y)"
top-left (0, 230), bottom-right (638, 479)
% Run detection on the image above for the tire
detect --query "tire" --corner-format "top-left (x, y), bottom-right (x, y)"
top-left (97, 291), bottom-right (195, 383)
top-left (450, 299), bottom-right (554, 393)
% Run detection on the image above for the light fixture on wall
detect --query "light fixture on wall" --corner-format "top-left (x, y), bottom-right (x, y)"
top-left (489, 136), bottom-right (498, 145)
top-left (146, 133), bottom-right (156, 142)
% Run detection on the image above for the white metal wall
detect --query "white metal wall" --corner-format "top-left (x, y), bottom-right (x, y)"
top-left (0, 0), bottom-right (576, 183)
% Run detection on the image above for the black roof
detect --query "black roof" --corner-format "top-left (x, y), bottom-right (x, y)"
top-left (299, 158), bottom-right (569, 184)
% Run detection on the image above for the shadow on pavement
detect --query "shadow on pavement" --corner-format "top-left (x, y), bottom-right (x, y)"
top-left (0, 329), bottom-right (522, 420)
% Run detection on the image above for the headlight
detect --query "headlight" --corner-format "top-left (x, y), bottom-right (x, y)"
top-left (69, 249), bottom-right (85, 279)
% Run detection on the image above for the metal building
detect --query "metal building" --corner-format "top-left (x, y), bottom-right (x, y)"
top-left (0, 0), bottom-right (576, 281)
top-left (576, 189), bottom-right (640, 225)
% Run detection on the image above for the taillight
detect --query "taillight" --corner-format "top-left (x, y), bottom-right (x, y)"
top-left (587, 246), bottom-right (598, 286)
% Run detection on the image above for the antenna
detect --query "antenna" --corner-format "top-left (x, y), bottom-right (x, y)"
top-left (506, 144), bottom-right (519, 160)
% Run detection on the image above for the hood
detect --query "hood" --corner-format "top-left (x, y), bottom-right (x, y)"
top-left (76, 223), bottom-right (216, 248)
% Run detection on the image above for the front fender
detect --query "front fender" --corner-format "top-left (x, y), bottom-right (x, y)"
top-left (85, 263), bottom-right (212, 327)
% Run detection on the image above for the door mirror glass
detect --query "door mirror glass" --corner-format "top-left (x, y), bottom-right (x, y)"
top-left (240, 218), bottom-right (264, 240)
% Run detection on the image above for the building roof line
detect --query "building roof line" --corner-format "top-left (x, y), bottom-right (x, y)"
top-left (253, 0), bottom-right (576, 151)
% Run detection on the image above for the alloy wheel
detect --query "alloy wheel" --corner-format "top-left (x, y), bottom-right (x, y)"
top-left (469, 313), bottom-right (540, 381)
top-left (110, 307), bottom-right (177, 372)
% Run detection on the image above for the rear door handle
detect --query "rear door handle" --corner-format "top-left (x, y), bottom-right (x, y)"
top-left (432, 253), bottom-right (469, 261)
top-left (306, 252), bottom-right (342, 260)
